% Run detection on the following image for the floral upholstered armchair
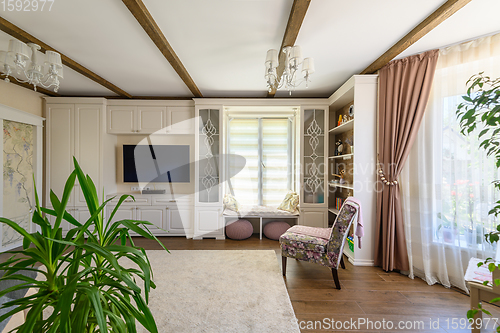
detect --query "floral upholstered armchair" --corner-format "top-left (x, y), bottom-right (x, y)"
top-left (279, 200), bottom-right (360, 289)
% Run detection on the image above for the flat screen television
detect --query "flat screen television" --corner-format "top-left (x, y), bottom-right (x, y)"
top-left (123, 144), bottom-right (190, 183)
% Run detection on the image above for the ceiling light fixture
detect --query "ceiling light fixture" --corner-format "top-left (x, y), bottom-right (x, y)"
top-left (265, 45), bottom-right (314, 95)
top-left (0, 39), bottom-right (63, 92)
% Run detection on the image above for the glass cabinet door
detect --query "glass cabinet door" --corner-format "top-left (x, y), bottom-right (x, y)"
top-left (198, 109), bottom-right (220, 203)
top-left (303, 109), bottom-right (325, 204)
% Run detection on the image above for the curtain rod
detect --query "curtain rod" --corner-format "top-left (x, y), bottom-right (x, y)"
top-left (395, 29), bottom-right (500, 60)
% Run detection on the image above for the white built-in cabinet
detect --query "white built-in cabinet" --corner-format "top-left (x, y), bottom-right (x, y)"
top-left (327, 75), bottom-right (378, 266)
top-left (300, 106), bottom-right (329, 228)
top-left (105, 194), bottom-right (193, 236)
top-left (194, 104), bottom-right (224, 239)
top-left (107, 105), bottom-right (194, 134)
top-left (44, 98), bottom-right (117, 232)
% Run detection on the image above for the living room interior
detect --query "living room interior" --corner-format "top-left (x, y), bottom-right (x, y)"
top-left (1, 0), bottom-right (500, 332)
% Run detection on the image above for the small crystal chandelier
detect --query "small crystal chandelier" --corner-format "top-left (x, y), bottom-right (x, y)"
top-left (265, 45), bottom-right (314, 94)
top-left (0, 39), bottom-right (63, 92)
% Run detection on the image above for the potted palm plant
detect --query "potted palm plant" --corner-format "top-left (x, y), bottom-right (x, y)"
top-left (0, 158), bottom-right (167, 332)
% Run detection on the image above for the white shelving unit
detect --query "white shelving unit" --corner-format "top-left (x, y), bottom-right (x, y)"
top-left (328, 119), bottom-right (353, 135)
top-left (327, 75), bottom-right (378, 266)
top-left (329, 153), bottom-right (353, 160)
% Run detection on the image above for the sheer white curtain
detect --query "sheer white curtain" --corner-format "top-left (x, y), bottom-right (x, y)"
top-left (400, 33), bottom-right (500, 291)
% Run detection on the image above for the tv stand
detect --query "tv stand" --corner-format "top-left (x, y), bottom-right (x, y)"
top-left (106, 193), bottom-right (194, 238)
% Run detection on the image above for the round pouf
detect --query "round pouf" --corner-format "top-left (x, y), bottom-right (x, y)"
top-left (226, 219), bottom-right (253, 240)
top-left (264, 221), bottom-right (291, 241)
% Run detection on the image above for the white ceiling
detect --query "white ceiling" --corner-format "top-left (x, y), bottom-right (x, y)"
top-left (1, 0), bottom-right (500, 98)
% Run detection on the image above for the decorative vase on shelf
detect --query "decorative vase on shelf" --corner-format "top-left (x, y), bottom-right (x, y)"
top-left (350, 145), bottom-right (354, 154)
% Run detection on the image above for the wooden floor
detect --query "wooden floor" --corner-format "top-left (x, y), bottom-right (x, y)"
top-left (134, 235), bottom-right (500, 333)
top-left (3, 235), bottom-right (499, 332)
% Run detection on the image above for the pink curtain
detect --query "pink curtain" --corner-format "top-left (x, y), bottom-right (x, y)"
top-left (375, 50), bottom-right (439, 271)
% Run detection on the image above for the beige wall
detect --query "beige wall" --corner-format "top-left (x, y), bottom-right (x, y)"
top-left (0, 80), bottom-right (44, 117)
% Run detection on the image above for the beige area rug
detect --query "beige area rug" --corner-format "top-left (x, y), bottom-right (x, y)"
top-left (135, 250), bottom-right (300, 333)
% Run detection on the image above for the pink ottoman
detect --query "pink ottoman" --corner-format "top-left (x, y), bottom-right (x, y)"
top-left (226, 219), bottom-right (253, 240)
top-left (264, 221), bottom-right (291, 240)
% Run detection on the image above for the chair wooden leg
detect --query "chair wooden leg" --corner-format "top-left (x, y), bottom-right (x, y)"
top-left (331, 268), bottom-right (341, 290)
top-left (340, 255), bottom-right (346, 269)
top-left (282, 256), bottom-right (287, 276)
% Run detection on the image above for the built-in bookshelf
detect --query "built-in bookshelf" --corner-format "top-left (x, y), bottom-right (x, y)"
top-left (327, 75), bottom-right (378, 266)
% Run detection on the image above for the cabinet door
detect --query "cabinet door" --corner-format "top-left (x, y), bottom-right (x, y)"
top-left (46, 104), bottom-right (74, 207)
top-left (137, 106), bottom-right (167, 134)
top-left (72, 208), bottom-right (94, 233)
top-left (107, 106), bottom-right (136, 134)
top-left (196, 109), bottom-right (220, 204)
top-left (74, 104), bottom-right (102, 205)
top-left (300, 209), bottom-right (327, 228)
top-left (168, 107), bottom-right (194, 134)
top-left (167, 206), bottom-right (192, 234)
top-left (47, 211), bottom-right (70, 232)
top-left (195, 208), bottom-right (221, 233)
top-left (137, 207), bottom-right (164, 229)
top-left (302, 109), bottom-right (326, 206)
top-left (107, 206), bottom-right (136, 223)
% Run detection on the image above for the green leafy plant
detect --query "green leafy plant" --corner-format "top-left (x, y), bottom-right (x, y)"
top-left (0, 157), bottom-right (167, 332)
top-left (456, 72), bottom-right (500, 329)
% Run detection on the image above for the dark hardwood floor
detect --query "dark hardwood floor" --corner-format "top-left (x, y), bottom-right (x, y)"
top-left (133, 235), bottom-right (500, 333)
top-left (3, 235), bottom-right (498, 332)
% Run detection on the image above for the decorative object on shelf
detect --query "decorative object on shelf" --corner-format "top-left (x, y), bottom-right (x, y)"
top-left (343, 115), bottom-right (348, 124)
top-left (345, 136), bottom-right (353, 154)
top-left (335, 197), bottom-right (343, 211)
top-left (348, 105), bottom-right (354, 118)
top-left (0, 39), bottom-right (63, 92)
top-left (334, 139), bottom-right (343, 156)
top-left (332, 168), bottom-right (346, 184)
top-left (337, 115), bottom-right (342, 127)
top-left (265, 45), bottom-right (314, 94)
top-left (304, 110), bottom-right (323, 201)
top-left (201, 110), bottom-right (218, 195)
top-left (347, 235), bottom-right (354, 252)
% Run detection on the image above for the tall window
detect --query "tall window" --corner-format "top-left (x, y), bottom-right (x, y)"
top-left (227, 117), bottom-right (292, 207)
top-left (400, 32), bottom-right (500, 291)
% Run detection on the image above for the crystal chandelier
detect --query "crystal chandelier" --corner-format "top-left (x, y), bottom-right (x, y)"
top-left (265, 45), bottom-right (314, 94)
top-left (0, 39), bottom-right (63, 92)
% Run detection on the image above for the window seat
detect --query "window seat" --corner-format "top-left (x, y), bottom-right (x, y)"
top-left (223, 206), bottom-right (299, 239)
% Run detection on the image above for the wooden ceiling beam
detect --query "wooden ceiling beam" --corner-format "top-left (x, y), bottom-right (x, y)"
top-left (267, 0), bottom-right (311, 98)
top-left (122, 0), bottom-right (203, 98)
top-left (360, 0), bottom-right (472, 74)
top-left (0, 17), bottom-right (132, 98)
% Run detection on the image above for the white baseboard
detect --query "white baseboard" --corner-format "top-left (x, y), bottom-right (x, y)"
top-left (343, 248), bottom-right (375, 266)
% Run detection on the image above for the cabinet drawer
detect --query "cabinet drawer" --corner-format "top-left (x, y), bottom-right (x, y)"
top-left (109, 196), bottom-right (151, 206)
top-left (152, 197), bottom-right (192, 206)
